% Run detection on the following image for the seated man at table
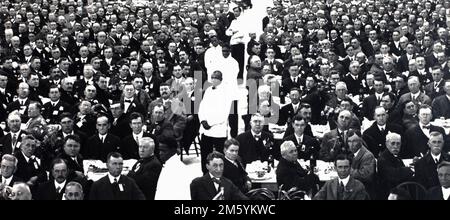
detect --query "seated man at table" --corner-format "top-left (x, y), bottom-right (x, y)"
top-left (84, 115), bottom-right (121, 162)
top-left (89, 152), bottom-right (145, 200)
top-left (377, 132), bottom-right (414, 199)
top-left (415, 131), bottom-right (450, 189)
top-left (277, 87), bottom-right (301, 126)
top-left (236, 113), bottom-right (274, 166)
top-left (276, 141), bottom-right (320, 192)
top-left (426, 161), bottom-right (450, 200)
top-left (347, 129), bottom-right (376, 198)
top-left (222, 138), bottom-right (251, 193)
top-left (319, 110), bottom-right (352, 162)
top-left (121, 112), bottom-right (159, 160)
top-left (403, 104), bottom-right (445, 158)
top-left (328, 98), bottom-right (361, 131)
top-left (190, 151), bottom-right (248, 200)
top-left (283, 115), bottom-right (319, 160)
top-left (363, 106), bottom-right (403, 158)
top-left (282, 103), bottom-right (314, 139)
top-left (57, 135), bottom-right (86, 182)
top-left (127, 137), bottom-right (162, 200)
top-left (34, 158), bottom-right (70, 200)
top-left (313, 154), bottom-right (369, 200)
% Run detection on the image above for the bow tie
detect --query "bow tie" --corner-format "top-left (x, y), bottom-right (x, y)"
top-left (212, 178), bottom-right (221, 184)
top-left (422, 125), bottom-right (431, 129)
top-left (124, 99), bottom-right (132, 103)
top-left (254, 135), bottom-right (261, 140)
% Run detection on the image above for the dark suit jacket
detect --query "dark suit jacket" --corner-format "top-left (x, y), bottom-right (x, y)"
top-left (110, 114), bottom-right (132, 139)
top-left (7, 99), bottom-right (31, 122)
top-left (223, 158), bottom-right (250, 193)
top-left (1, 175), bottom-right (22, 187)
top-left (301, 86), bottom-right (323, 124)
top-left (424, 80), bottom-right (445, 100)
top-left (89, 174), bottom-right (146, 200)
top-left (190, 174), bottom-right (248, 200)
top-left (415, 153), bottom-right (450, 189)
top-left (397, 92), bottom-right (432, 110)
top-left (57, 152), bottom-right (84, 175)
top-left (236, 131), bottom-right (274, 166)
top-left (277, 103), bottom-right (299, 126)
top-left (313, 176), bottom-right (369, 200)
top-left (35, 180), bottom-right (66, 200)
top-left (343, 74), bottom-right (363, 96)
top-left (127, 156), bottom-right (162, 200)
top-left (377, 150), bottom-right (414, 198)
top-left (281, 77), bottom-right (304, 97)
top-left (120, 132), bottom-right (159, 160)
top-left (84, 133), bottom-right (121, 162)
top-left (0, 131), bottom-right (25, 156)
top-left (121, 98), bottom-right (146, 118)
top-left (14, 151), bottom-right (48, 184)
top-left (361, 93), bottom-right (387, 120)
top-left (42, 100), bottom-right (71, 125)
top-left (350, 146), bottom-right (376, 184)
top-left (362, 122), bottom-right (403, 158)
top-left (426, 186), bottom-right (450, 200)
top-left (283, 134), bottom-right (319, 160)
top-left (319, 129), bottom-right (348, 162)
top-left (73, 113), bottom-right (97, 137)
top-left (403, 125), bottom-right (445, 158)
top-left (432, 95), bottom-right (450, 119)
top-left (276, 158), bottom-right (319, 191)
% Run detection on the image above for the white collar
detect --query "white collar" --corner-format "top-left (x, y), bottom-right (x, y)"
top-left (251, 130), bottom-right (262, 138)
top-left (134, 130), bottom-right (144, 139)
top-left (11, 131), bottom-right (21, 137)
top-left (339, 175), bottom-right (350, 187)
top-left (22, 152), bottom-right (31, 163)
top-left (377, 124), bottom-right (386, 131)
top-left (54, 180), bottom-right (66, 191)
top-left (0, 87), bottom-right (5, 93)
top-left (420, 123), bottom-right (430, 129)
top-left (354, 148), bottom-right (361, 158)
top-left (431, 153), bottom-right (441, 162)
top-left (108, 173), bottom-right (121, 184)
top-left (442, 187), bottom-right (450, 200)
top-left (294, 133), bottom-right (303, 143)
top-left (2, 175), bottom-right (13, 185)
top-left (51, 100), bottom-right (59, 106)
top-left (18, 98), bottom-right (27, 103)
top-left (99, 133), bottom-right (107, 140)
top-left (411, 92), bottom-right (420, 98)
top-left (209, 173), bottom-right (220, 182)
top-left (63, 131), bottom-right (74, 137)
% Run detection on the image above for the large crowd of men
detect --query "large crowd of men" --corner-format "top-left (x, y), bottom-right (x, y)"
top-left (1, 0), bottom-right (450, 200)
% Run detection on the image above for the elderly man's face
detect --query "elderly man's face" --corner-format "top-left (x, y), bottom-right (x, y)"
top-left (64, 185), bottom-right (84, 200)
top-left (1, 159), bottom-right (16, 178)
top-left (348, 134), bottom-right (362, 153)
top-left (21, 139), bottom-right (37, 158)
top-left (337, 111), bottom-right (351, 130)
top-left (428, 134), bottom-right (444, 156)
top-left (386, 136), bottom-right (401, 156)
top-left (52, 163), bottom-right (68, 184)
top-left (283, 145), bottom-right (298, 162)
top-left (418, 108), bottom-right (432, 125)
top-left (250, 116), bottom-right (264, 134)
top-left (138, 140), bottom-right (155, 159)
top-left (206, 157), bottom-right (224, 178)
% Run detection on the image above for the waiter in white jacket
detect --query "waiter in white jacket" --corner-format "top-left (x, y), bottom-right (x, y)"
top-left (198, 71), bottom-right (232, 174)
top-left (226, 7), bottom-right (246, 80)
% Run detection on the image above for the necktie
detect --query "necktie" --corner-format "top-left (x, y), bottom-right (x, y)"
top-left (293, 105), bottom-right (298, 113)
top-left (254, 135), bottom-right (261, 141)
top-left (423, 125), bottom-right (430, 129)
top-left (52, 103), bottom-right (56, 107)
top-left (12, 134), bottom-right (17, 148)
top-left (101, 136), bottom-right (105, 143)
top-left (435, 158), bottom-right (439, 164)
top-left (337, 181), bottom-right (345, 200)
top-left (125, 99), bottom-right (132, 103)
top-left (135, 135), bottom-right (139, 144)
top-left (56, 186), bottom-right (61, 194)
top-left (112, 178), bottom-right (119, 193)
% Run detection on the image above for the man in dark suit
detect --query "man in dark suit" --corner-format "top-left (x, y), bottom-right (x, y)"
top-left (73, 64), bottom-right (95, 98)
top-left (84, 116), bottom-right (121, 162)
top-left (121, 112), bottom-right (158, 160)
top-left (432, 81), bottom-right (450, 119)
top-left (35, 158), bottom-right (69, 200)
top-left (313, 153), bottom-right (369, 200)
top-left (190, 151), bottom-right (247, 200)
top-left (109, 102), bottom-right (132, 139)
top-left (6, 82), bottom-right (32, 123)
top-left (361, 80), bottom-right (387, 120)
top-left (0, 112), bottom-right (25, 156)
top-left (277, 141), bottom-right (320, 192)
top-left (57, 134), bottom-right (85, 181)
top-left (222, 139), bottom-right (251, 193)
top-left (42, 86), bottom-right (71, 125)
top-left (320, 110), bottom-right (352, 162)
top-left (0, 154), bottom-right (23, 187)
top-left (424, 66), bottom-right (445, 100)
top-left (403, 105), bottom-right (446, 158)
top-left (127, 137), bottom-right (162, 200)
top-left (343, 61), bottom-right (364, 96)
top-left (301, 76), bottom-right (324, 124)
top-left (90, 152), bottom-right (145, 200)
top-left (283, 115), bottom-right (319, 160)
top-left (363, 106), bottom-right (403, 158)
top-left (14, 135), bottom-right (48, 187)
top-left (236, 113), bottom-right (274, 166)
top-left (0, 71), bottom-right (13, 123)
top-left (281, 65), bottom-right (304, 98)
top-left (121, 83), bottom-right (146, 118)
top-left (416, 132), bottom-right (450, 190)
top-left (73, 100), bottom-right (97, 137)
top-left (377, 132), bottom-right (414, 199)
top-left (396, 76), bottom-right (432, 109)
top-left (426, 161), bottom-right (450, 200)
top-left (277, 87), bottom-right (301, 126)
top-left (147, 104), bottom-right (178, 163)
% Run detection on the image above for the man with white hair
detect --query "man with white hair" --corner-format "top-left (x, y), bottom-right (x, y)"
top-left (397, 76), bottom-right (432, 108)
top-left (0, 111), bottom-right (25, 155)
top-left (8, 182), bottom-right (32, 200)
top-left (377, 132), bottom-right (414, 199)
top-left (276, 140), bottom-right (319, 191)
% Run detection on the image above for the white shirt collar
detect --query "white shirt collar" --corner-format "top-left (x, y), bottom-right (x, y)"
top-left (339, 175), bottom-right (350, 187)
top-left (251, 130), bottom-right (262, 138)
top-left (134, 130), bottom-right (144, 139)
top-left (294, 133), bottom-right (303, 143)
top-left (442, 187), bottom-right (450, 200)
top-left (51, 100), bottom-right (59, 106)
top-left (22, 152), bottom-right (31, 163)
top-left (18, 98), bottom-right (27, 103)
top-left (209, 173), bottom-right (220, 189)
top-left (354, 148), bottom-right (361, 158)
top-left (99, 134), bottom-right (107, 140)
top-left (377, 124), bottom-right (386, 131)
top-left (2, 175), bottom-right (13, 185)
top-left (411, 92), bottom-right (420, 99)
top-left (54, 180), bottom-right (66, 191)
top-left (11, 131), bottom-right (21, 137)
top-left (431, 153), bottom-right (441, 162)
top-left (107, 173), bottom-right (120, 184)
top-left (0, 88), bottom-right (5, 93)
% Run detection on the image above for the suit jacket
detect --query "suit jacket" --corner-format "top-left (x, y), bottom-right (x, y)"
top-left (73, 113), bottom-right (97, 137)
top-left (14, 151), bottom-right (47, 184)
top-left (127, 156), bottom-right (162, 200)
top-left (377, 150), bottom-right (414, 198)
top-left (424, 80), bottom-right (445, 100)
top-left (281, 77), bottom-right (304, 97)
top-left (0, 131), bottom-right (26, 155)
top-left (415, 153), bottom-right (450, 189)
top-left (361, 93), bottom-right (387, 120)
top-left (143, 76), bottom-right (162, 100)
top-left (35, 180), bottom-right (66, 200)
top-left (313, 176), bottom-right (369, 200)
top-left (223, 158), bottom-right (250, 193)
top-left (426, 186), bottom-right (450, 200)
top-left (120, 132), bottom-right (159, 160)
top-left (121, 97), bottom-right (146, 118)
top-left (432, 95), bottom-right (450, 119)
top-left (301, 86), bottom-right (324, 124)
top-left (283, 134), bottom-right (319, 160)
top-left (1, 175), bottom-right (22, 187)
top-left (42, 100), bottom-right (71, 125)
top-left (276, 158), bottom-right (319, 191)
top-left (110, 114), bottom-right (132, 139)
top-left (350, 146), bottom-right (376, 184)
top-left (362, 122), bottom-right (403, 158)
top-left (190, 174), bottom-right (248, 200)
top-left (7, 99), bottom-right (31, 122)
top-left (84, 133), bottom-right (121, 162)
top-left (277, 103), bottom-right (300, 126)
top-left (89, 174), bottom-right (145, 200)
top-left (319, 129), bottom-right (349, 162)
top-left (397, 92), bottom-right (432, 109)
top-left (236, 130), bottom-right (274, 165)
top-left (343, 74), bottom-right (363, 96)
top-left (403, 125), bottom-right (445, 158)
